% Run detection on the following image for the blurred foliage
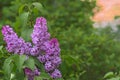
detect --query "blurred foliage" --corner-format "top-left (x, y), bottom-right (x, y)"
top-left (1, 0), bottom-right (120, 80)
top-left (103, 71), bottom-right (120, 80)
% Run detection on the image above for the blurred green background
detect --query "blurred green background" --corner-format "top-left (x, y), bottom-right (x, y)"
top-left (1, 0), bottom-right (120, 80)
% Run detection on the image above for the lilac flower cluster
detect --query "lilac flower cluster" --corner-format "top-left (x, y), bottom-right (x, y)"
top-left (37, 38), bottom-right (62, 78)
top-left (2, 25), bottom-right (40, 80)
top-left (32, 17), bottom-right (62, 78)
top-left (2, 17), bottom-right (62, 79)
top-left (30, 17), bottom-right (50, 56)
top-left (2, 25), bottom-right (32, 55)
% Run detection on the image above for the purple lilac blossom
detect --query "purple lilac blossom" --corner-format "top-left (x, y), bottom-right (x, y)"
top-left (30, 46), bottom-right (40, 56)
top-left (30, 17), bottom-right (50, 56)
top-left (42, 38), bottom-right (62, 78)
top-left (2, 25), bottom-right (32, 55)
top-left (45, 61), bottom-right (55, 72)
top-left (52, 56), bottom-right (61, 66)
top-left (31, 17), bottom-right (62, 78)
top-left (37, 55), bottom-right (46, 63)
top-left (34, 68), bottom-right (40, 76)
top-left (24, 67), bottom-right (34, 80)
top-left (24, 67), bottom-right (40, 80)
top-left (50, 69), bottom-right (62, 78)
top-left (45, 38), bottom-right (60, 56)
top-left (31, 17), bottom-right (50, 50)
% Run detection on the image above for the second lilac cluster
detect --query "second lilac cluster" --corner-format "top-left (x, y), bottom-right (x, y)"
top-left (31, 17), bottom-right (62, 78)
top-left (37, 38), bottom-right (61, 78)
top-left (2, 17), bottom-right (62, 79)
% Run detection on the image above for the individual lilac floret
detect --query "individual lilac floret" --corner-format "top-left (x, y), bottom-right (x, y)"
top-left (43, 55), bottom-right (61, 71)
top-left (30, 46), bottom-right (40, 56)
top-left (37, 55), bottom-right (46, 63)
top-left (24, 67), bottom-right (40, 80)
top-left (31, 17), bottom-right (50, 50)
top-left (24, 67), bottom-right (34, 80)
top-left (34, 68), bottom-right (40, 76)
top-left (2, 25), bottom-right (32, 55)
top-left (24, 42), bottom-right (32, 55)
top-left (45, 61), bottom-right (55, 72)
top-left (52, 56), bottom-right (61, 67)
top-left (50, 69), bottom-right (62, 78)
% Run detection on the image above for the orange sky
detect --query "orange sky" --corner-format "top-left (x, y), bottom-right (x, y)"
top-left (92, 0), bottom-right (120, 22)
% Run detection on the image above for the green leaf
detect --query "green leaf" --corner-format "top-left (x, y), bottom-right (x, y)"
top-left (14, 55), bottom-right (26, 72)
top-left (34, 57), bottom-right (43, 69)
top-left (35, 72), bottom-right (50, 80)
top-left (0, 46), bottom-right (3, 58)
top-left (108, 77), bottom-right (120, 80)
top-left (18, 55), bottom-right (26, 71)
top-left (40, 72), bottom-right (50, 78)
top-left (104, 72), bottom-right (114, 79)
top-left (3, 54), bottom-right (26, 80)
top-left (21, 28), bottom-right (32, 41)
top-left (19, 4), bottom-right (26, 14)
top-left (0, 46), bottom-right (3, 50)
top-left (32, 2), bottom-right (43, 11)
top-left (62, 55), bottom-right (79, 66)
top-left (3, 56), bottom-right (14, 79)
top-left (14, 71), bottom-right (25, 80)
top-left (56, 78), bottom-right (64, 80)
top-left (24, 57), bottom-right (35, 70)
top-left (20, 12), bottom-right (29, 28)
